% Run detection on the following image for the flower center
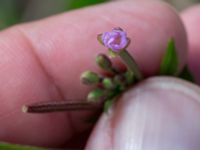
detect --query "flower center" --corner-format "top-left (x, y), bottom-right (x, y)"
top-left (113, 35), bottom-right (121, 45)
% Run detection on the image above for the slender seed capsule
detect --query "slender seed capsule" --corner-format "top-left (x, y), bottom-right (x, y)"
top-left (80, 71), bottom-right (100, 85)
top-left (87, 88), bottom-right (104, 102)
top-left (22, 101), bottom-right (98, 113)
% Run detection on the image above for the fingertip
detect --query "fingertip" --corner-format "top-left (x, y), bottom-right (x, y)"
top-left (86, 77), bottom-right (200, 150)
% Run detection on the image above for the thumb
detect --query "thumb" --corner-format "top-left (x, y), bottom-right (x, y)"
top-left (86, 77), bottom-right (200, 150)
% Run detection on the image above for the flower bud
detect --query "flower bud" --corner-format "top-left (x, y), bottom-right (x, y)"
top-left (104, 99), bottom-right (114, 113)
top-left (80, 71), bottom-right (100, 85)
top-left (102, 78), bottom-right (115, 89)
top-left (96, 54), bottom-right (112, 71)
top-left (124, 71), bottom-right (135, 85)
top-left (87, 88), bottom-right (104, 102)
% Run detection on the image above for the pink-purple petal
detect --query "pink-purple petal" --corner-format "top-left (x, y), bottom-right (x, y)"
top-left (101, 28), bottom-right (129, 52)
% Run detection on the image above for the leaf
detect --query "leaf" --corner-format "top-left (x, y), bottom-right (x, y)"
top-left (179, 65), bottom-right (195, 83)
top-left (68, 0), bottom-right (108, 10)
top-left (0, 0), bottom-right (24, 30)
top-left (159, 38), bottom-right (179, 75)
top-left (0, 142), bottom-right (52, 150)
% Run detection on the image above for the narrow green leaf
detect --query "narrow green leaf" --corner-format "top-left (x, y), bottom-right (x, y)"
top-left (179, 65), bottom-right (195, 83)
top-left (159, 38), bottom-right (179, 75)
top-left (0, 142), bottom-right (52, 150)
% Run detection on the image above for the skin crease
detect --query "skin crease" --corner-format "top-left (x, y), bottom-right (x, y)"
top-left (0, 0), bottom-right (199, 149)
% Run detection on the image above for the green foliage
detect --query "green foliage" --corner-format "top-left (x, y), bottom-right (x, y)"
top-left (179, 66), bottom-right (195, 83)
top-left (0, 0), bottom-right (110, 30)
top-left (0, 0), bottom-right (26, 30)
top-left (68, 0), bottom-right (108, 10)
top-left (159, 38), bottom-right (179, 75)
top-left (159, 38), bottom-right (195, 83)
top-left (0, 142), bottom-right (52, 150)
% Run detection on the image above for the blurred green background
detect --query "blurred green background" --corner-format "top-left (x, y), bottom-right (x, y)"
top-left (0, 0), bottom-right (199, 30)
top-left (0, 0), bottom-right (109, 30)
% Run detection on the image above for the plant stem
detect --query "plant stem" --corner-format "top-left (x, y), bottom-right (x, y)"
top-left (119, 50), bottom-right (143, 80)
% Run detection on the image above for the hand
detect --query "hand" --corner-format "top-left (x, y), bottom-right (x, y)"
top-left (0, 1), bottom-right (200, 149)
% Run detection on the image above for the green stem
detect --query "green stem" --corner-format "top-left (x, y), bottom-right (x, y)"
top-left (119, 50), bottom-right (143, 80)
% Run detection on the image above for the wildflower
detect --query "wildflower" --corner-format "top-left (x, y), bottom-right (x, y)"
top-left (100, 28), bottom-right (130, 52)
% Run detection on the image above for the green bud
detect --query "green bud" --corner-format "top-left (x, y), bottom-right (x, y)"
top-left (87, 88), bottom-right (104, 102)
top-left (96, 54), bottom-right (112, 71)
top-left (102, 78), bottom-right (115, 89)
top-left (104, 99), bottom-right (114, 113)
top-left (80, 71), bottom-right (100, 85)
top-left (124, 71), bottom-right (135, 85)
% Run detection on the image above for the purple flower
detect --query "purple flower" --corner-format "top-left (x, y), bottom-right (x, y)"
top-left (101, 28), bottom-right (129, 52)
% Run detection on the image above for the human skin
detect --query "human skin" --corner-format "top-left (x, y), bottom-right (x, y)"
top-left (0, 0), bottom-right (200, 149)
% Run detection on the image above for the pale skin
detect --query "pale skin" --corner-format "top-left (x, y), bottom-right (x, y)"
top-left (0, 0), bottom-right (200, 149)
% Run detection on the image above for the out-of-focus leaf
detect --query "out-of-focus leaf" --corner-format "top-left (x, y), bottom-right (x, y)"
top-left (0, 0), bottom-right (27, 30)
top-left (179, 65), bottom-right (195, 83)
top-left (0, 142), bottom-right (52, 150)
top-left (68, 0), bottom-right (108, 10)
top-left (159, 38), bottom-right (179, 75)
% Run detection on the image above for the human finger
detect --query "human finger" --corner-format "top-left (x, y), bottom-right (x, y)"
top-left (0, 0), bottom-right (187, 147)
top-left (86, 77), bottom-right (200, 150)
